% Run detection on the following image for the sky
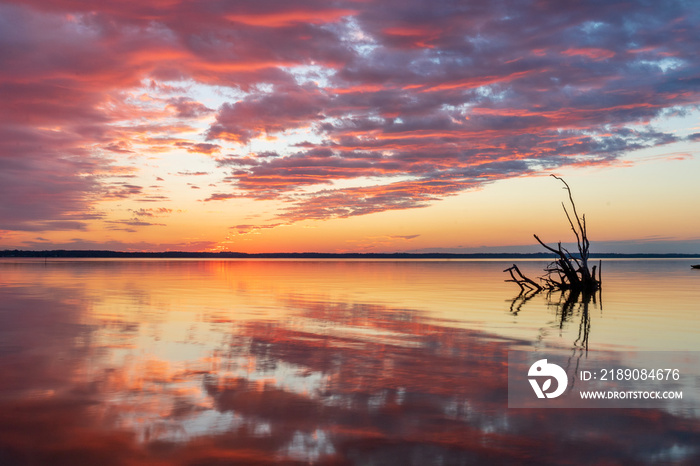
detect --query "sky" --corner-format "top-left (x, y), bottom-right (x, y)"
top-left (1, 0), bottom-right (699, 254)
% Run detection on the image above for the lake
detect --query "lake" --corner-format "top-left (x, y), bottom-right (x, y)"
top-left (1, 258), bottom-right (699, 464)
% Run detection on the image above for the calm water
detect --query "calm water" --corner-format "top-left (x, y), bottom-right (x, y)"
top-left (1, 259), bottom-right (699, 464)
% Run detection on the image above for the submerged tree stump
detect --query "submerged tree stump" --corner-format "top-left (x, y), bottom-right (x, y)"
top-left (505, 175), bottom-right (602, 293)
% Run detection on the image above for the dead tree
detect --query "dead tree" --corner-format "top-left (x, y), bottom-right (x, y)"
top-left (505, 175), bottom-right (601, 293)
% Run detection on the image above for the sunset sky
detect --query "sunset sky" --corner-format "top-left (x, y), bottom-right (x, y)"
top-left (1, 0), bottom-right (699, 253)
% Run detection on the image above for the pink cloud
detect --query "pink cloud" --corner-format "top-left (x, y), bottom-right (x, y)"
top-left (225, 9), bottom-right (357, 27)
top-left (1, 0), bottom-right (699, 235)
top-left (206, 84), bottom-right (331, 143)
top-left (562, 47), bottom-right (616, 61)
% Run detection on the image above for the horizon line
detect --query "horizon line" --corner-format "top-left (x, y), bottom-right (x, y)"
top-left (2, 249), bottom-right (700, 259)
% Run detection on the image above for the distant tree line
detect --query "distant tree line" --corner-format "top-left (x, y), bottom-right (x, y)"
top-left (1, 249), bottom-right (697, 259)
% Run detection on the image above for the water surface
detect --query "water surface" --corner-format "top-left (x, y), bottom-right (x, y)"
top-left (1, 259), bottom-right (699, 464)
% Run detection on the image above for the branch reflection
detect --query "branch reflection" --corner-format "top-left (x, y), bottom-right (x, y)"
top-left (509, 288), bottom-right (601, 352)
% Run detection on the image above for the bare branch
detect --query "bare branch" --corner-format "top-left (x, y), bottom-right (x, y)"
top-left (504, 264), bottom-right (543, 292)
top-left (551, 174), bottom-right (585, 237)
top-left (506, 176), bottom-right (601, 294)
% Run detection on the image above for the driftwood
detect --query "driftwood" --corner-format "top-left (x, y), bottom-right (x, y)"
top-left (504, 175), bottom-right (601, 293)
top-left (504, 264), bottom-right (542, 293)
top-left (505, 177), bottom-right (601, 354)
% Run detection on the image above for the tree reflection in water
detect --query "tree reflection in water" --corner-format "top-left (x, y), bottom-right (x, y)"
top-left (509, 287), bottom-right (600, 353)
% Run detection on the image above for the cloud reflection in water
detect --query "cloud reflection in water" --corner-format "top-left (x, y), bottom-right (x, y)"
top-left (0, 260), bottom-right (698, 464)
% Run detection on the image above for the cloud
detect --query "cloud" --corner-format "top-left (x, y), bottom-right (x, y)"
top-left (225, 8), bottom-right (357, 27)
top-left (200, 0), bottom-right (700, 222)
top-left (277, 178), bottom-right (481, 223)
top-left (1, 0), bottom-right (699, 235)
top-left (390, 234), bottom-right (420, 240)
top-left (187, 143), bottom-right (221, 154)
top-left (101, 183), bottom-right (144, 200)
top-left (206, 84), bottom-right (331, 143)
top-left (561, 47), bottom-right (616, 61)
top-left (105, 218), bottom-right (167, 232)
top-left (166, 97), bottom-right (214, 119)
top-left (131, 207), bottom-right (173, 217)
top-left (176, 171), bottom-right (209, 176)
top-left (136, 195), bottom-right (171, 203)
top-left (0, 126), bottom-right (104, 231)
top-left (230, 223), bottom-right (284, 235)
